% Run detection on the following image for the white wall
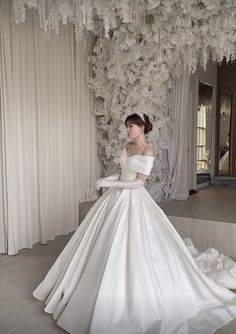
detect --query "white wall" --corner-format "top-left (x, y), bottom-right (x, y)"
top-left (188, 62), bottom-right (217, 190)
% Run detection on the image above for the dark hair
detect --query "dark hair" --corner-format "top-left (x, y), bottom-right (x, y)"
top-left (125, 113), bottom-right (153, 134)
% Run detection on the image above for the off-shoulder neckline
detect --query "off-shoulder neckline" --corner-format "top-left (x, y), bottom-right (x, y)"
top-left (124, 148), bottom-right (155, 159)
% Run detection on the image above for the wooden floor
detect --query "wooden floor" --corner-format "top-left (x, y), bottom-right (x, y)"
top-left (157, 186), bottom-right (236, 257)
top-left (159, 186), bottom-right (236, 223)
top-left (1, 234), bottom-right (236, 333)
top-left (0, 235), bottom-right (71, 334)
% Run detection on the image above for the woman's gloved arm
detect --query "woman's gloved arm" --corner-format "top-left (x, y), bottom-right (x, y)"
top-left (96, 178), bottom-right (144, 190)
top-left (102, 171), bottom-right (120, 181)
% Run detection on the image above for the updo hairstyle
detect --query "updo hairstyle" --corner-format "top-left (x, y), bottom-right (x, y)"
top-left (125, 113), bottom-right (153, 134)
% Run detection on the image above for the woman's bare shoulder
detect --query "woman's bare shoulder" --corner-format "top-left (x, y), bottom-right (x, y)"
top-left (143, 144), bottom-right (155, 157)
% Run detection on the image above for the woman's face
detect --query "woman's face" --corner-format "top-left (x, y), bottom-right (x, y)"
top-left (127, 122), bottom-right (144, 139)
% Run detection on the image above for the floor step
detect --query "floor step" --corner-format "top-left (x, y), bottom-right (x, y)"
top-left (211, 177), bottom-right (236, 186)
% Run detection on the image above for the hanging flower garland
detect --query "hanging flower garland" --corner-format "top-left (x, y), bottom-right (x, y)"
top-left (9, 0), bottom-right (236, 201)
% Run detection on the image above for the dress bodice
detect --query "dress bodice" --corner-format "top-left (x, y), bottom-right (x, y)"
top-left (119, 148), bottom-right (155, 181)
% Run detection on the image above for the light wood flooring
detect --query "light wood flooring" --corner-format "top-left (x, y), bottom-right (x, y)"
top-left (159, 186), bottom-right (236, 223)
top-left (0, 235), bottom-right (236, 333)
top-left (0, 235), bottom-right (72, 334)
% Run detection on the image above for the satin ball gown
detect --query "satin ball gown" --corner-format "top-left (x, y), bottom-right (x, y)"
top-left (33, 148), bottom-right (236, 334)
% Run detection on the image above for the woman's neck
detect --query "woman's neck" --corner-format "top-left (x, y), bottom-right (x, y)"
top-left (132, 135), bottom-right (147, 149)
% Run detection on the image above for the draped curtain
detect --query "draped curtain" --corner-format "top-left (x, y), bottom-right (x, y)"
top-left (0, 1), bottom-right (99, 255)
top-left (168, 75), bottom-right (190, 200)
top-left (0, 106), bottom-right (6, 253)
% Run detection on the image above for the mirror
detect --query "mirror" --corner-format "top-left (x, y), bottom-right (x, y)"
top-left (218, 90), bottom-right (232, 176)
top-left (196, 82), bottom-right (213, 185)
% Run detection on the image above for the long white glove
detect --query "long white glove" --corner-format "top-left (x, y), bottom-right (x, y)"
top-left (102, 171), bottom-right (120, 181)
top-left (96, 178), bottom-right (144, 189)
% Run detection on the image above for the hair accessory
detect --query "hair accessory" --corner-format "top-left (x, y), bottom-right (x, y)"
top-left (136, 112), bottom-right (145, 123)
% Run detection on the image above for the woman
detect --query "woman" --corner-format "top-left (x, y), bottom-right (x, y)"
top-left (33, 113), bottom-right (236, 334)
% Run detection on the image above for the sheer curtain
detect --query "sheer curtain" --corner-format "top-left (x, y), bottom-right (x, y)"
top-left (168, 75), bottom-right (190, 200)
top-left (0, 2), bottom-right (99, 255)
top-left (0, 112), bottom-right (6, 253)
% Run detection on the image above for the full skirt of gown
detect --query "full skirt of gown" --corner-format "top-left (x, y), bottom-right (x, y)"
top-left (33, 186), bottom-right (236, 334)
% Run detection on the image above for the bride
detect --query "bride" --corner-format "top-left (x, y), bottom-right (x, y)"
top-left (33, 113), bottom-right (236, 334)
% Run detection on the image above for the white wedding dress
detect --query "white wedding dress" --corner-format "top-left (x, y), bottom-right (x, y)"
top-left (33, 148), bottom-right (236, 334)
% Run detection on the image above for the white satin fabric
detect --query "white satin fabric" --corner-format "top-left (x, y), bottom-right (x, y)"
top-left (33, 149), bottom-right (236, 334)
top-left (183, 238), bottom-right (236, 290)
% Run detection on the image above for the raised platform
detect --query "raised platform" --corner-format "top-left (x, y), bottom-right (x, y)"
top-left (79, 186), bottom-right (236, 257)
top-left (160, 186), bottom-right (236, 257)
top-left (211, 176), bottom-right (236, 186)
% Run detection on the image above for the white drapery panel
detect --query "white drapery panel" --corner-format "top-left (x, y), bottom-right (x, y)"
top-left (0, 1), bottom-right (98, 255)
top-left (168, 75), bottom-right (190, 200)
top-left (0, 106), bottom-right (6, 253)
